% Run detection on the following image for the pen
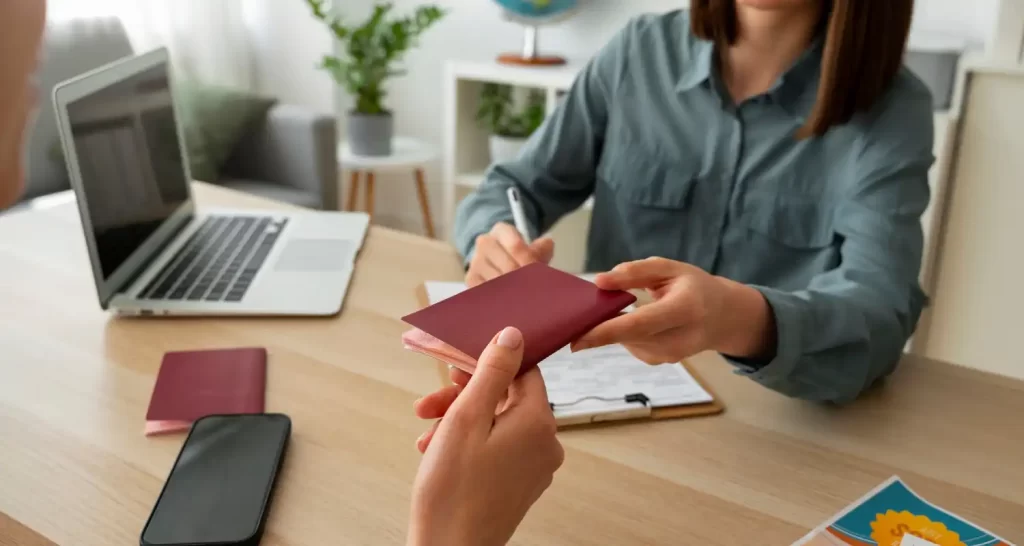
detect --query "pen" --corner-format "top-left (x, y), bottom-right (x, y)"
top-left (506, 187), bottom-right (532, 244)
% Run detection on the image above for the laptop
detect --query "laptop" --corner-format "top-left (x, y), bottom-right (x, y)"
top-left (52, 48), bottom-right (369, 316)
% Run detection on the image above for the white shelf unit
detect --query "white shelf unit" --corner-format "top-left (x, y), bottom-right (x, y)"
top-left (442, 60), bottom-right (583, 239)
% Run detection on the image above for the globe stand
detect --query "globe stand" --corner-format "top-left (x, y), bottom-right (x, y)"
top-left (498, 25), bottom-right (566, 66)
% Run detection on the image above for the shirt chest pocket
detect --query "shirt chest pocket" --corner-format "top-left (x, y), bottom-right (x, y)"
top-left (742, 194), bottom-right (836, 249)
top-left (596, 141), bottom-right (701, 260)
top-left (598, 139), bottom-right (698, 207)
top-left (736, 193), bottom-right (839, 288)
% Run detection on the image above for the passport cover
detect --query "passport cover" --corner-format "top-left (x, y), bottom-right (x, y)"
top-left (401, 263), bottom-right (636, 375)
top-left (145, 347), bottom-right (267, 436)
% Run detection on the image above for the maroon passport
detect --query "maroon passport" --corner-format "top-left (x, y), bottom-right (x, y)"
top-left (402, 263), bottom-right (636, 375)
top-left (145, 347), bottom-right (267, 436)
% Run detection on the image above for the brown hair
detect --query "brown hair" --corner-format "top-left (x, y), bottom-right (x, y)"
top-left (690, 0), bottom-right (916, 138)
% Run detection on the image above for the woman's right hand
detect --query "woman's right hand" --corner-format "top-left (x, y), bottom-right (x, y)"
top-left (408, 327), bottom-right (564, 546)
top-left (466, 222), bottom-right (555, 287)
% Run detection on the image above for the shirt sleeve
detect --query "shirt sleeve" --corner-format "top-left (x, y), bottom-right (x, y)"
top-left (726, 87), bottom-right (935, 404)
top-left (452, 17), bottom-right (645, 261)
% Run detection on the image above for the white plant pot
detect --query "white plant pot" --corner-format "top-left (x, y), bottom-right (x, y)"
top-left (488, 135), bottom-right (529, 164)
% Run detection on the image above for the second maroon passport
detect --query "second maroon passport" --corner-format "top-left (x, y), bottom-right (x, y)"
top-left (146, 347), bottom-right (267, 430)
top-left (401, 263), bottom-right (636, 375)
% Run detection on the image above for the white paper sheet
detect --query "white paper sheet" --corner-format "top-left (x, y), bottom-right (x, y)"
top-left (423, 281), bottom-right (468, 305)
top-left (539, 345), bottom-right (713, 415)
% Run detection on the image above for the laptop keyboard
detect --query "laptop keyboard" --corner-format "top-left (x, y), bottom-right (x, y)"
top-left (140, 215), bottom-right (288, 303)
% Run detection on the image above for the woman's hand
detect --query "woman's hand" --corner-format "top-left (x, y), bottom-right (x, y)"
top-left (408, 327), bottom-right (564, 546)
top-left (466, 222), bottom-right (555, 287)
top-left (571, 257), bottom-right (777, 364)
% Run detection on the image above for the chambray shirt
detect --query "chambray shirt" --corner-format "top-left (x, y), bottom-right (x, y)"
top-left (454, 11), bottom-right (934, 403)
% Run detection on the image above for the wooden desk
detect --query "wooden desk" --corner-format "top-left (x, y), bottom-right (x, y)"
top-left (1, 184), bottom-right (1022, 545)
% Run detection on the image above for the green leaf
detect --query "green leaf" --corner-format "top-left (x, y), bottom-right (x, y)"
top-left (319, 55), bottom-right (346, 81)
top-left (330, 21), bottom-right (349, 39)
top-left (365, 3), bottom-right (392, 37)
top-left (304, 0), bottom-right (350, 39)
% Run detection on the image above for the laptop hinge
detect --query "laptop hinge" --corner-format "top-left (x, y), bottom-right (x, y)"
top-left (113, 210), bottom-right (195, 300)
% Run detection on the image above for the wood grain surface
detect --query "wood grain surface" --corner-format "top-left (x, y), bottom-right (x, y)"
top-left (1, 184), bottom-right (1021, 545)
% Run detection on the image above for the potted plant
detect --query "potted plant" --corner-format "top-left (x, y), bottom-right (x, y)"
top-left (305, 0), bottom-right (445, 156)
top-left (476, 83), bottom-right (546, 163)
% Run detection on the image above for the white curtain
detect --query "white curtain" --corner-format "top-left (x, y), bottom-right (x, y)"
top-left (47, 0), bottom-right (257, 89)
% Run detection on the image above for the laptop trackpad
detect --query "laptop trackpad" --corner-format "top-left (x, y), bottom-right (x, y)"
top-left (274, 239), bottom-right (354, 272)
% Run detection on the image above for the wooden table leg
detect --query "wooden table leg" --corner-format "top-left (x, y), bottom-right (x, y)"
top-left (347, 171), bottom-right (360, 212)
top-left (414, 168), bottom-right (436, 239)
top-left (365, 171), bottom-right (376, 218)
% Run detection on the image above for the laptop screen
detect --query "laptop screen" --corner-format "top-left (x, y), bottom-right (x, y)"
top-left (67, 64), bottom-right (189, 279)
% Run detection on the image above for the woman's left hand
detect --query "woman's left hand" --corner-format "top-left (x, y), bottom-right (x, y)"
top-left (571, 257), bottom-right (777, 363)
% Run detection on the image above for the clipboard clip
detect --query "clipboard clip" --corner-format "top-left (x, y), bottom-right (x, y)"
top-left (549, 393), bottom-right (653, 426)
top-left (624, 393), bottom-right (651, 406)
top-left (549, 392), bottom-right (651, 411)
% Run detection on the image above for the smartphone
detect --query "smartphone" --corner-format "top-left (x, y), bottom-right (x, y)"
top-left (140, 413), bottom-right (291, 546)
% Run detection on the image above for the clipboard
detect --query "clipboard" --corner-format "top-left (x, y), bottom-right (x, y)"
top-left (415, 283), bottom-right (725, 427)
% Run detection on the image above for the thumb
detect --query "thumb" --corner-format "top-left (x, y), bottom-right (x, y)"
top-left (594, 257), bottom-right (683, 291)
top-left (529, 237), bottom-right (555, 264)
top-left (450, 327), bottom-right (525, 427)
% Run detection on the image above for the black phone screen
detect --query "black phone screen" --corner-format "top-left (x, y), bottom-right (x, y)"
top-left (141, 414), bottom-right (291, 546)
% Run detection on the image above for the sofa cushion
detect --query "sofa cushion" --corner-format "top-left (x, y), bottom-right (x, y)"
top-left (217, 179), bottom-right (322, 209)
top-left (176, 83), bottom-right (278, 182)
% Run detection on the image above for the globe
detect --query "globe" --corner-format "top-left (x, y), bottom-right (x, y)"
top-left (494, 0), bottom-right (579, 23)
top-left (492, 0), bottom-right (580, 66)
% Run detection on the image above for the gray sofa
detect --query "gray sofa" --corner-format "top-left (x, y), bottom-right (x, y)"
top-left (18, 17), bottom-right (337, 211)
top-left (221, 104), bottom-right (338, 210)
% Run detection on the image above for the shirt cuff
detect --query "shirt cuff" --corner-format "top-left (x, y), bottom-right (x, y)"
top-left (722, 285), bottom-right (803, 386)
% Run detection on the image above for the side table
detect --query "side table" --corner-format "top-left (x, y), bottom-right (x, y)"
top-left (338, 137), bottom-right (438, 239)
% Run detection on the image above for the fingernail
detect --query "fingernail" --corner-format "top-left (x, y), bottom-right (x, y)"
top-left (417, 430), bottom-right (429, 444)
top-left (496, 327), bottom-right (522, 349)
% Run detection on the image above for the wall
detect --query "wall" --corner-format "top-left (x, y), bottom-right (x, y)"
top-left (911, 0), bottom-right (998, 51)
top-left (246, 0), bottom-right (336, 115)
top-left (915, 68), bottom-right (1024, 380)
top-left (990, 0), bottom-right (1024, 63)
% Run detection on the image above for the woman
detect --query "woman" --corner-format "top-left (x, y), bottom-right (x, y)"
top-left (454, 0), bottom-right (932, 404)
top-left (0, 3), bottom-right (560, 544)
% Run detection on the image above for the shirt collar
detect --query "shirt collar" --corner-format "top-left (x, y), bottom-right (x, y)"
top-left (770, 37), bottom-right (824, 121)
top-left (675, 38), bottom-right (714, 93)
top-left (676, 36), bottom-right (825, 121)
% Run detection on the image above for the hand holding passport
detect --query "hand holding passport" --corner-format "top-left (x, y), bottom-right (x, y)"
top-left (402, 263), bottom-right (637, 375)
